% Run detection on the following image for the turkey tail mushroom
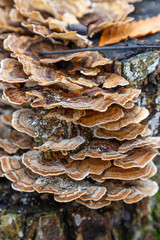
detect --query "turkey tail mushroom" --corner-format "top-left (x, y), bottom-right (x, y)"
top-left (0, 0), bottom-right (159, 209)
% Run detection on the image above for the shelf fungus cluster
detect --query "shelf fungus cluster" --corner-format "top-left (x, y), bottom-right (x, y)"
top-left (0, 0), bottom-right (159, 209)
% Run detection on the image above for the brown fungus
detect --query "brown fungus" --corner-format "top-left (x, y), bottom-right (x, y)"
top-left (123, 180), bottom-right (159, 204)
top-left (101, 161), bottom-right (156, 180)
top-left (22, 150), bottom-right (66, 176)
top-left (99, 106), bottom-right (149, 131)
top-left (87, 0), bottom-right (134, 37)
top-left (114, 147), bottom-right (159, 169)
top-left (0, 113), bottom-right (34, 153)
top-left (74, 106), bottom-right (124, 127)
top-left (22, 149), bottom-right (112, 180)
top-left (12, 108), bottom-right (37, 138)
top-left (119, 137), bottom-right (160, 153)
top-left (94, 124), bottom-right (150, 141)
top-left (35, 136), bottom-right (85, 151)
top-left (100, 73), bottom-right (129, 89)
top-left (0, 58), bottom-right (29, 83)
top-left (0, 0), bottom-right (158, 209)
top-left (4, 85), bottom-right (140, 112)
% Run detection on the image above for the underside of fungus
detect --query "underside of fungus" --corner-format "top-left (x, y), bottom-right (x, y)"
top-left (0, 0), bottom-right (159, 209)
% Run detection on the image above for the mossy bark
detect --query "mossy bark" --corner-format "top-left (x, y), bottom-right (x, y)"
top-left (0, 52), bottom-right (160, 240)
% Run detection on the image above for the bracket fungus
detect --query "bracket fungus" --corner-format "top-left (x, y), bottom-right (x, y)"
top-left (0, 0), bottom-right (159, 209)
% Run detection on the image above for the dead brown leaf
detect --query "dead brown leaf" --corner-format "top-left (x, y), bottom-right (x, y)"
top-left (100, 14), bottom-right (160, 46)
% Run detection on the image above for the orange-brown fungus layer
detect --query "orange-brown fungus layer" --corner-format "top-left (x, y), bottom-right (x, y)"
top-left (0, 0), bottom-right (159, 209)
